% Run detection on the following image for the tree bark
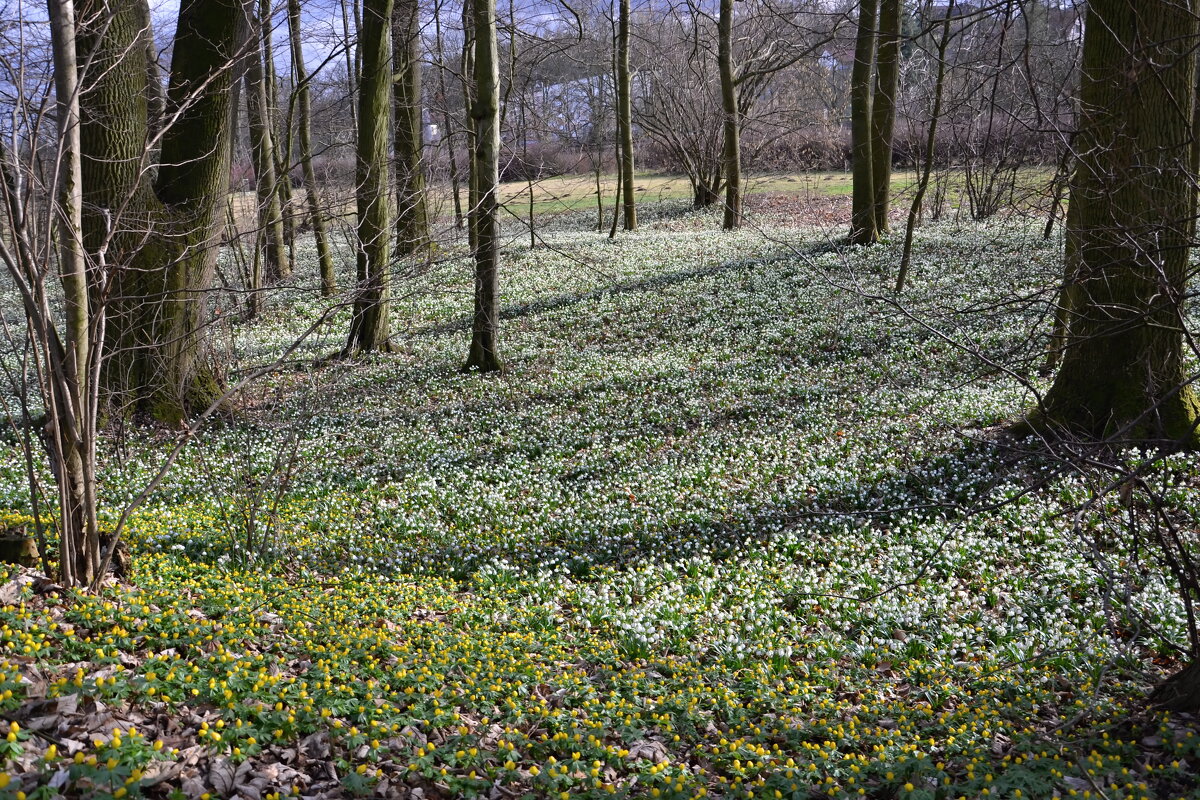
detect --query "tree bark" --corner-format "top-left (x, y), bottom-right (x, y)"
top-left (287, 0), bottom-right (337, 296)
top-left (48, 0), bottom-right (100, 586)
top-left (718, 0), bottom-right (740, 230)
top-left (1035, 0), bottom-right (1200, 447)
top-left (433, 2), bottom-right (464, 229)
top-left (616, 0), bottom-right (636, 231)
top-left (393, 0), bottom-right (429, 255)
top-left (849, 0), bottom-right (878, 244)
top-left (132, 0), bottom-right (166, 139)
top-left (462, 0), bottom-right (479, 251)
top-left (345, 0), bottom-right (395, 354)
top-left (870, 0), bottom-right (899, 235)
top-left (262, 0), bottom-right (295, 256)
top-left (341, 0), bottom-right (359, 132)
top-left (82, 0), bottom-right (244, 424)
top-left (694, 179), bottom-right (720, 209)
top-left (150, 0), bottom-right (246, 419)
top-left (1152, 659), bottom-right (1200, 713)
top-left (245, 0), bottom-right (290, 285)
top-left (463, 0), bottom-right (502, 372)
top-left (895, 0), bottom-right (953, 295)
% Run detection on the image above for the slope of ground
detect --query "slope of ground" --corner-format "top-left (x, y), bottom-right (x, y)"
top-left (0, 204), bottom-right (1197, 799)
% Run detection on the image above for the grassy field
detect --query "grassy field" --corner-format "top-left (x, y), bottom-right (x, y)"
top-left (0, 199), bottom-right (1194, 799)
top-left (229, 172), bottom-right (881, 233)
top-left (228, 168), bottom-right (1056, 235)
top-left (483, 169), bottom-right (1052, 218)
top-left (488, 172), bottom-right (883, 216)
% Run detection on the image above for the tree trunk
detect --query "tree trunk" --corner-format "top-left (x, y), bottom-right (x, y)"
top-left (433, 3), bottom-right (464, 229)
top-left (608, 161), bottom-right (622, 239)
top-left (341, 0), bottom-right (359, 132)
top-left (1035, 0), bottom-right (1200, 447)
top-left (345, 0), bottom-right (395, 354)
top-left (78, 0), bottom-right (155, 259)
top-left (149, 0), bottom-right (246, 420)
top-left (287, 0), bottom-right (337, 296)
top-left (262, 1), bottom-right (295, 257)
top-left (870, 0), bottom-right (899, 235)
top-left (607, 16), bottom-right (622, 240)
top-left (849, 0), bottom-right (878, 244)
top-left (522, 98), bottom-right (536, 249)
top-left (693, 179), bottom-right (720, 209)
top-left (718, 0), bottom-right (740, 230)
top-left (463, 0), bottom-right (502, 372)
top-left (393, 0), bottom-right (429, 255)
top-left (245, 0), bottom-right (289, 284)
top-left (1152, 659), bottom-right (1200, 713)
top-left (83, 0), bottom-right (242, 424)
top-left (462, 0), bottom-right (479, 252)
top-left (616, 0), bottom-right (636, 231)
top-left (79, 0), bottom-right (156, 418)
top-left (895, 0), bottom-right (953, 295)
top-left (132, 0), bottom-right (166, 139)
top-left (48, 0), bottom-right (100, 587)
top-left (1043, 140), bottom-right (1080, 373)
top-left (595, 160), bottom-right (604, 232)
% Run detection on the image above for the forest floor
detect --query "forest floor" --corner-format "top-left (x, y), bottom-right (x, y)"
top-left (0, 196), bottom-right (1198, 799)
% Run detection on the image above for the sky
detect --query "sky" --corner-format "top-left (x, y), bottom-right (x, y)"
top-left (147, 0), bottom-right (579, 76)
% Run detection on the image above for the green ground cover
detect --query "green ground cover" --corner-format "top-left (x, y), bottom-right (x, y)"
top-left (0, 201), bottom-right (1196, 799)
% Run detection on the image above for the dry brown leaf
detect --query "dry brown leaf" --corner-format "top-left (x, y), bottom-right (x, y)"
top-left (208, 757), bottom-right (237, 797)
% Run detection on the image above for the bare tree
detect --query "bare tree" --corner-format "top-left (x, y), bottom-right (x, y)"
top-left (718, 0), bottom-right (740, 229)
top-left (44, 0), bottom-right (98, 586)
top-left (616, 0), bottom-right (636, 229)
top-left (635, 12), bottom-right (724, 207)
top-left (869, 0), bottom-right (898, 233)
top-left (287, 0), bottom-right (338, 295)
top-left (848, 0), bottom-right (877, 243)
top-left (895, 0), bottom-right (955, 294)
top-left (345, 0), bottom-right (396, 354)
top-left (638, 0), bottom-right (833, 212)
top-left (393, 0), bottom-right (430, 254)
top-left (464, 0), bottom-right (503, 372)
top-left (433, 0), bottom-right (466, 229)
top-left (245, 0), bottom-right (290, 286)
